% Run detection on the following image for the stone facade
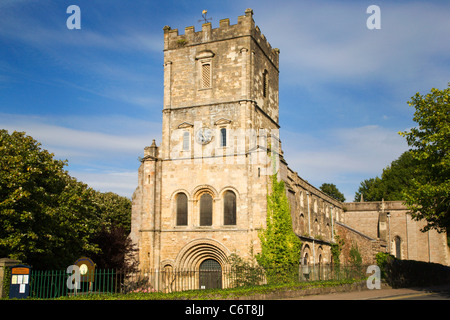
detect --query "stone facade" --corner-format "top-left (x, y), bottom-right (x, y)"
top-left (342, 201), bottom-right (450, 265)
top-left (130, 9), bottom-right (449, 277)
top-left (131, 9), bottom-right (279, 272)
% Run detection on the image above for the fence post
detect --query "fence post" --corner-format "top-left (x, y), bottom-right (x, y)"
top-left (0, 258), bottom-right (21, 298)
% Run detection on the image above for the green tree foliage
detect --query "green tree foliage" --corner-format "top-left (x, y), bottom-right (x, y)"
top-left (354, 177), bottom-right (381, 202)
top-left (354, 151), bottom-right (416, 202)
top-left (319, 183), bottom-right (346, 202)
top-left (256, 175), bottom-right (302, 284)
top-left (399, 86), bottom-right (450, 232)
top-left (0, 130), bottom-right (132, 269)
top-left (93, 191), bottom-right (132, 234)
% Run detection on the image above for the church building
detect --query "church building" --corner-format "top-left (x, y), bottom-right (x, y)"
top-left (130, 9), bottom-right (449, 286)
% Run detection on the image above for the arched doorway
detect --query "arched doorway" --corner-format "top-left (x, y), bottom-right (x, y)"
top-left (318, 253), bottom-right (323, 280)
top-left (301, 245), bottom-right (311, 281)
top-left (199, 259), bottom-right (222, 289)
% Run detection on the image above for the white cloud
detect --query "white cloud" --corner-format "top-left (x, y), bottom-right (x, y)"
top-left (281, 125), bottom-right (409, 201)
top-left (0, 114), bottom-right (159, 154)
top-left (70, 170), bottom-right (138, 198)
top-left (0, 8), bottom-right (162, 54)
top-left (256, 1), bottom-right (450, 90)
top-left (0, 113), bottom-right (161, 197)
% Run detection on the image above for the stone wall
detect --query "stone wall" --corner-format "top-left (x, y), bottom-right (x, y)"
top-left (162, 8), bottom-right (280, 124)
top-left (342, 201), bottom-right (450, 266)
top-left (130, 9), bottom-right (450, 275)
top-left (131, 9), bottom-right (281, 271)
top-left (334, 222), bottom-right (385, 265)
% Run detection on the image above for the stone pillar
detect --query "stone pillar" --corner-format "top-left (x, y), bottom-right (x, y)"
top-left (0, 258), bottom-right (21, 298)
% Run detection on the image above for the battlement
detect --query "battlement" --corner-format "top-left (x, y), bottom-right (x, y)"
top-left (163, 8), bottom-right (279, 68)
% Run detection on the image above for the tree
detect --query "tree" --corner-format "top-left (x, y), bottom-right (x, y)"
top-left (0, 130), bottom-right (133, 269)
top-left (354, 177), bottom-right (383, 202)
top-left (399, 86), bottom-right (450, 232)
top-left (256, 174), bottom-right (302, 284)
top-left (319, 183), bottom-right (346, 202)
top-left (93, 191), bottom-right (132, 235)
top-left (354, 151), bottom-right (416, 202)
top-left (0, 130), bottom-right (98, 268)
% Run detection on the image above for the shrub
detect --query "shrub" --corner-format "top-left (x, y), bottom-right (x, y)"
top-left (228, 253), bottom-right (265, 288)
top-left (375, 251), bottom-right (395, 280)
top-left (377, 252), bottom-right (450, 288)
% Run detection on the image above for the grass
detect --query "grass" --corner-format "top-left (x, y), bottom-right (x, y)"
top-left (52, 278), bottom-right (363, 300)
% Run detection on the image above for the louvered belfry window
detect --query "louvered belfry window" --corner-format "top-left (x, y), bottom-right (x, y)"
top-left (202, 63), bottom-right (211, 88)
top-left (183, 131), bottom-right (190, 151)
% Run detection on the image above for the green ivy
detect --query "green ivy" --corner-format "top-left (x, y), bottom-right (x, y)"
top-left (2, 267), bottom-right (11, 298)
top-left (331, 234), bottom-right (344, 269)
top-left (256, 174), bottom-right (302, 284)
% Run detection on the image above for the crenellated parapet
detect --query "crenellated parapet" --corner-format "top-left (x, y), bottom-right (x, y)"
top-left (163, 8), bottom-right (279, 69)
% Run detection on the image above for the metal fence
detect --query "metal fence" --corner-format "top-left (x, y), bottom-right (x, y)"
top-left (300, 263), bottom-right (368, 282)
top-left (30, 269), bottom-right (118, 299)
top-left (25, 263), bottom-right (369, 299)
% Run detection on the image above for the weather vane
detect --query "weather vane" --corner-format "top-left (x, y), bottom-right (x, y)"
top-left (199, 10), bottom-right (212, 24)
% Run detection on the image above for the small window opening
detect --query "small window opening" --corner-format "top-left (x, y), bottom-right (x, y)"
top-left (183, 131), bottom-right (190, 151)
top-left (202, 63), bottom-right (211, 88)
top-left (263, 70), bottom-right (268, 98)
top-left (220, 128), bottom-right (226, 147)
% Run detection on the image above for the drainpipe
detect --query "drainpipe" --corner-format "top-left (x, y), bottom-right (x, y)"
top-left (312, 239), bottom-right (316, 278)
top-left (307, 192), bottom-right (311, 236)
top-left (306, 192), bottom-right (315, 276)
top-left (405, 213), bottom-right (409, 260)
top-left (387, 211), bottom-right (391, 254)
top-left (330, 205), bottom-right (335, 242)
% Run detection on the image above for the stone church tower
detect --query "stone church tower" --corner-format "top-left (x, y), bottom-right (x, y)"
top-left (130, 9), bottom-right (450, 282)
top-left (130, 9), bottom-right (282, 272)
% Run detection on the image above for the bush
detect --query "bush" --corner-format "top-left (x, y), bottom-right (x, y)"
top-left (377, 252), bottom-right (450, 288)
top-left (228, 253), bottom-right (265, 287)
top-left (375, 252), bottom-right (395, 280)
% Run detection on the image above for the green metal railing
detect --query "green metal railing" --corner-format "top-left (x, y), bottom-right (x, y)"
top-left (23, 264), bottom-right (369, 299)
top-left (30, 269), bottom-right (117, 299)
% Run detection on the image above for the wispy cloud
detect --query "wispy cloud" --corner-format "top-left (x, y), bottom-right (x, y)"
top-left (0, 113), bottom-right (161, 197)
top-left (282, 125), bottom-right (409, 201)
top-left (0, 5), bottom-right (162, 54)
top-left (257, 1), bottom-right (450, 91)
top-left (69, 170), bottom-right (138, 198)
top-left (0, 113), bottom-right (161, 155)
top-left (1, 1), bottom-right (447, 201)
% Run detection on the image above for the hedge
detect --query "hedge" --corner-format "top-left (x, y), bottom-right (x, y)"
top-left (376, 252), bottom-right (450, 288)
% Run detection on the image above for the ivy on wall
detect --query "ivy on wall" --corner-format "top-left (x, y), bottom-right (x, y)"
top-left (256, 174), bottom-right (303, 284)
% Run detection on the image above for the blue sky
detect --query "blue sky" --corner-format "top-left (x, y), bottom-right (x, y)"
top-left (1, 0), bottom-right (449, 201)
